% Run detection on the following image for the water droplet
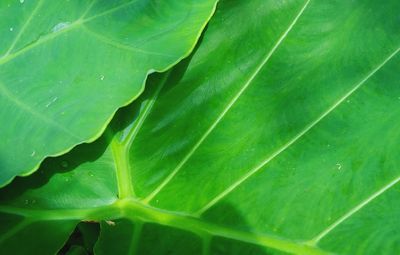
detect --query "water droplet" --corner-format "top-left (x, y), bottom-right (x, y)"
top-left (61, 161), bottom-right (69, 168)
top-left (52, 22), bottom-right (71, 33)
top-left (46, 96), bottom-right (58, 107)
top-left (100, 75), bottom-right (105, 81)
top-left (88, 171), bottom-right (94, 177)
top-left (106, 220), bottom-right (115, 226)
top-left (9, 27), bottom-right (13, 32)
top-left (20, 0), bottom-right (25, 4)
top-left (155, 199), bottom-right (159, 203)
top-left (30, 151), bottom-right (36, 157)
top-left (65, 177), bottom-right (70, 182)
top-left (24, 199), bottom-right (29, 204)
top-left (336, 163), bottom-right (342, 170)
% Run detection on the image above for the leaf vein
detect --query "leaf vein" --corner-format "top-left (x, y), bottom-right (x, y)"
top-left (80, 25), bottom-right (174, 57)
top-left (143, 0), bottom-right (312, 203)
top-left (0, 0), bottom-right (139, 66)
top-left (0, 81), bottom-right (80, 140)
top-left (2, 0), bottom-right (44, 58)
top-left (196, 45), bottom-right (400, 215)
top-left (309, 175), bottom-right (400, 244)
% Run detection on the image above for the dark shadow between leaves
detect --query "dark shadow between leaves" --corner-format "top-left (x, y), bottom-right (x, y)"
top-left (58, 222), bottom-right (100, 255)
top-left (0, 25), bottom-right (270, 255)
top-left (0, 136), bottom-right (110, 200)
top-left (201, 202), bottom-right (272, 255)
top-left (84, 202), bottom-right (271, 255)
top-left (0, 26), bottom-right (206, 200)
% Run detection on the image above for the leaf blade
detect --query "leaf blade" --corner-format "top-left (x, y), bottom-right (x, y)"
top-left (0, 0), bottom-right (218, 186)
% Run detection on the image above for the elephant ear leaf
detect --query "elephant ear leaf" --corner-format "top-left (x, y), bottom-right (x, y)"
top-left (0, 0), bottom-right (218, 186)
top-left (2, 0), bottom-right (400, 255)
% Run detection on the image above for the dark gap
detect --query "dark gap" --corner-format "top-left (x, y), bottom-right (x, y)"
top-left (58, 222), bottom-right (100, 255)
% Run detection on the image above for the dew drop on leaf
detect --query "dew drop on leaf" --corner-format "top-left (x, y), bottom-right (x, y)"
top-left (106, 220), bottom-right (115, 226)
top-left (52, 22), bottom-right (71, 33)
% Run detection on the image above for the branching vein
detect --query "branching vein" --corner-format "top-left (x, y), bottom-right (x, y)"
top-left (0, 0), bottom-right (139, 65)
top-left (196, 44), bottom-right (400, 215)
top-left (143, 0), bottom-right (312, 203)
top-left (308, 175), bottom-right (400, 244)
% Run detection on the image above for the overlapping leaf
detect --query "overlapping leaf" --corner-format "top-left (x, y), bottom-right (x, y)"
top-left (1, 0), bottom-right (400, 254)
top-left (0, 0), bottom-right (217, 185)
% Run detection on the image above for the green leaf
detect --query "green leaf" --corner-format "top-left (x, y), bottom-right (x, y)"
top-left (65, 245), bottom-right (88, 255)
top-left (2, 0), bottom-right (400, 254)
top-left (0, 0), bottom-right (217, 186)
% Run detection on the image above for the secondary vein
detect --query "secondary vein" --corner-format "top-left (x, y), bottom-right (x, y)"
top-left (2, 0), bottom-right (44, 58)
top-left (81, 25), bottom-right (174, 57)
top-left (308, 175), bottom-right (400, 244)
top-left (196, 44), bottom-right (400, 216)
top-left (0, 80), bottom-right (80, 140)
top-left (143, 0), bottom-right (312, 204)
top-left (122, 71), bottom-right (172, 149)
top-left (0, 0), bottom-right (138, 66)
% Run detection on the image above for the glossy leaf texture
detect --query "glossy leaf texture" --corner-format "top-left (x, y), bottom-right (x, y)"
top-left (0, 0), bottom-right (218, 186)
top-left (2, 0), bottom-right (400, 254)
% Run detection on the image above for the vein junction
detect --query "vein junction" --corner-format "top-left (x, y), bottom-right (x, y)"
top-left (0, 199), bottom-right (327, 255)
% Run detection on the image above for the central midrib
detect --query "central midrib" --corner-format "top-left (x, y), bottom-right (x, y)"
top-left (0, 200), bottom-right (327, 255)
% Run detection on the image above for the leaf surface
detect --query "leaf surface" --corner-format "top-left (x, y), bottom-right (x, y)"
top-left (2, 0), bottom-right (400, 254)
top-left (0, 0), bottom-right (217, 185)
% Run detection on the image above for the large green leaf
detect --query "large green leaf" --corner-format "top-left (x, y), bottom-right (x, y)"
top-left (2, 0), bottom-right (400, 254)
top-left (0, 0), bottom-right (217, 186)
